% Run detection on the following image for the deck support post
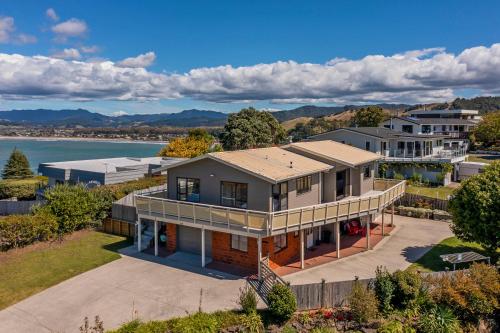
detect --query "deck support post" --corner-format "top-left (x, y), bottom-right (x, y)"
top-left (318, 226), bottom-right (322, 241)
top-left (390, 203), bottom-right (394, 227)
top-left (381, 210), bottom-right (385, 236)
top-left (366, 215), bottom-right (371, 250)
top-left (201, 227), bottom-right (206, 268)
top-left (137, 219), bottom-right (142, 252)
top-left (300, 229), bottom-right (305, 269)
top-left (336, 222), bottom-right (340, 259)
top-left (154, 220), bottom-right (158, 256)
top-left (257, 236), bottom-right (262, 280)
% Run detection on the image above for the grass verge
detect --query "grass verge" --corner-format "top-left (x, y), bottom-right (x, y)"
top-left (409, 237), bottom-right (490, 272)
top-left (406, 185), bottom-right (455, 199)
top-left (0, 230), bottom-right (131, 310)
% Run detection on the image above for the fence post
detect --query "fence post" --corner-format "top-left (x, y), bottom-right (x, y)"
top-left (320, 278), bottom-right (326, 308)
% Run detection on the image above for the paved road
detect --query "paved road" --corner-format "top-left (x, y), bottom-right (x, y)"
top-left (0, 252), bottom-right (247, 333)
top-left (0, 215), bottom-right (452, 332)
top-left (285, 214), bottom-right (453, 284)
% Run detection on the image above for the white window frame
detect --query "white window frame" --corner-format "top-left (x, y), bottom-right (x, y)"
top-left (231, 234), bottom-right (248, 252)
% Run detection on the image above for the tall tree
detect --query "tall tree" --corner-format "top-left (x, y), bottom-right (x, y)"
top-left (449, 161), bottom-right (500, 261)
top-left (473, 111), bottom-right (500, 147)
top-left (220, 107), bottom-right (287, 150)
top-left (352, 106), bottom-right (387, 127)
top-left (2, 148), bottom-right (33, 179)
top-left (158, 128), bottom-right (221, 158)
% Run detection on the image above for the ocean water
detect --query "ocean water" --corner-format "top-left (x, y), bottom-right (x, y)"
top-left (0, 138), bottom-right (165, 173)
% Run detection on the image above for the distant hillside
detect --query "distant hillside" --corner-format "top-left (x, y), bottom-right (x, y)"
top-left (272, 106), bottom-right (346, 122)
top-left (0, 108), bottom-right (228, 127)
top-left (407, 96), bottom-right (500, 114)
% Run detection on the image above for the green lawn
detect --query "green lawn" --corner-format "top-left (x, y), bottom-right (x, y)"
top-left (406, 184), bottom-right (456, 199)
top-left (466, 154), bottom-right (500, 164)
top-left (409, 237), bottom-right (491, 272)
top-left (0, 231), bottom-right (131, 310)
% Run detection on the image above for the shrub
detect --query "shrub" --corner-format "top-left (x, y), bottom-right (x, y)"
top-left (238, 284), bottom-right (258, 314)
top-left (397, 206), bottom-right (433, 219)
top-left (428, 263), bottom-right (500, 324)
top-left (348, 279), bottom-right (379, 324)
top-left (417, 306), bottom-right (461, 333)
top-left (241, 312), bottom-right (264, 333)
top-left (40, 184), bottom-right (113, 234)
top-left (391, 270), bottom-right (423, 309)
top-left (374, 266), bottom-right (395, 313)
top-left (394, 173), bottom-right (405, 180)
top-left (310, 327), bottom-right (337, 333)
top-left (377, 320), bottom-right (416, 333)
top-left (267, 284), bottom-right (297, 322)
top-left (0, 177), bottom-right (47, 200)
top-left (103, 176), bottom-right (165, 200)
top-left (0, 210), bottom-right (58, 251)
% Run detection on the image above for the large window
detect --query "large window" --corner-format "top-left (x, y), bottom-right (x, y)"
top-left (231, 234), bottom-right (248, 252)
top-left (402, 125), bottom-right (413, 133)
top-left (296, 175), bottom-right (312, 194)
top-left (274, 234), bottom-right (287, 253)
top-left (177, 177), bottom-right (200, 202)
top-left (421, 125), bottom-right (432, 133)
top-left (221, 181), bottom-right (248, 208)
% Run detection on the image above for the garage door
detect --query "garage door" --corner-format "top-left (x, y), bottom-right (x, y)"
top-left (177, 225), bottom-right (212, 256)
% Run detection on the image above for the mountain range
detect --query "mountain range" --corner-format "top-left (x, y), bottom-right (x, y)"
top-left (0, 97), bottom-right (498, 128)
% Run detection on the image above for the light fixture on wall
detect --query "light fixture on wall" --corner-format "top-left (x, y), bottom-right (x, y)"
top-left (210, 173), bottom-right (215, 177)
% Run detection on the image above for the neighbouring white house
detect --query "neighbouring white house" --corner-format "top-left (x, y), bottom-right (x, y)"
top-left (38, 157), bottom-right (185, 186)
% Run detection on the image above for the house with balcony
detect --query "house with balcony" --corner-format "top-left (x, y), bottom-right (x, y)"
top-left (407, 109), bottom-right (481, 121)
top-left (381, 116), bottom-right (476, 149)
top-left (135, 141), bottom-right (405, 278)
top-left (307, 127), bottom-right (467, 184)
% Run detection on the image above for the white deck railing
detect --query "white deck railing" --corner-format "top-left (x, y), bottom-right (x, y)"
top-left (135, 178), bottom-right (405, 237)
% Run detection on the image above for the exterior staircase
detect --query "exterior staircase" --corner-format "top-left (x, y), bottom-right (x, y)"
top-left (248, 257), bottom-right (286, 304)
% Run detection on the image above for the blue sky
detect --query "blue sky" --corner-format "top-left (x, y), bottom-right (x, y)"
top-left (0, 0), bottom-right (499, 115)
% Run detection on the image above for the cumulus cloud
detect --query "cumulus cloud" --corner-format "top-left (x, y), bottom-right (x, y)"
top-left (111, 110), bottom-right (128, 116)
top-left (116, 52), bottom-right (156, 68)
top-left (52, 48), bottom-right (82, 59)
top-left (0, 16), bottom-right (14, 43)
top-left (0, 44), bottom-right (499, 103)
top-left (51, 18), bottom-right (87, 41)
top-left (0, 16), bottom-right (37, 44)
top-left (46, 8), bottom-right (59, 22)
top-left (80, 45), bottom-right (99, 53)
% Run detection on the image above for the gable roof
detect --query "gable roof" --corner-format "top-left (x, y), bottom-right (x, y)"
top-left (314, 127), bottom-right (446, 139)
top-left (159, 147), bottom-right (332, 184)
top-left (286, 140), bottom-right (381, 167)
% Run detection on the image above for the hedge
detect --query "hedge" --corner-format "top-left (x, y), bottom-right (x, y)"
top-left (103, 176), bottom-right (165, 200)
top-left (0, 210), bottom-right (58, 251)
top-left (0, 177), bottom-right (47, 200)
top-left (397, 206), bottom-right (452, 220)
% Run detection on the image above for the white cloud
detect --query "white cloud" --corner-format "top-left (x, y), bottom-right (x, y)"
top-left (46, 8), bottom-right (59, 22)
top-left (0, 16), bottom-right (15, 43)
top-left (116, 52), bottom-right (156, 68)
top-left (111, 110), bottom-right (128, 116)
top-left (0, 44), bottom-right (499, 103)
top-left (80, 45), bottom-right (99, 53)
top-left (0, 16), bottom-right (37, 44)
top-left (52, 48), bottom-right (81, 60)
top-left (51, 18), bottom-right (87, 41)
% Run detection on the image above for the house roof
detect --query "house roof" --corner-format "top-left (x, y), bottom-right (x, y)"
top-left (385, 116), bottom-right (476, 125)
top-left (327, 127), bottom-right (447, 139)
top-left (39, 157), bottom-right (184, 174)
top-left (286, 140), bottom-right (381, 167)
top-left (408, 109), bottom-right (479, 115)
top-left (160, 147), bottom-right (333, 184)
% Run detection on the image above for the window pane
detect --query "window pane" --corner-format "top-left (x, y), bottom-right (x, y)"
top-left (240, 236), bottom-right (248, 252)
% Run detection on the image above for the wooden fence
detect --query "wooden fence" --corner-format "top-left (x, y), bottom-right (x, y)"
top-left (396, 192), bottom-right (449, 211)
top-left (0, 199), bottom-right (44, 215)
top-left (111, 184), bottom-right (167, 222)
top-left (291, 278), bottom-right (371, 310)
top-left (290, 270), bottom-right (463, 310)
top-left (102, 218), bottom-right (135, 237)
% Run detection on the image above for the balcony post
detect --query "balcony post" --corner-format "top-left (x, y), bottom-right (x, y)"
top-left (391, 203), bottom-right (394, 227)
top-left (201, 226), bottom-right (206, 268)
top-left (381, 209), bottom-right (385, 236)
top-left (137, 218), bottom-right (142, 252)
top-left (366, 215), bottom-right (371, 250)
top-left (336, 221), bottom-right (340, 259)
top-left (154, 219), bottom-right (158, 256)
top-left (257, 236), bottom-right (262, 280)
top-left (300, 229), bottom-right (305, 269)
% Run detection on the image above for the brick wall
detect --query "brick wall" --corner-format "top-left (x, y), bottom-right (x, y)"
top-left (266, 232), bottom-right (300, 269)
top-left (211, 231), bottom-right (259, 270)
top-left (166, 224), bottom-right (177, 252)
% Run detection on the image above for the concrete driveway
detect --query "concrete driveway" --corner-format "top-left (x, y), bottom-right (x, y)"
top-left (0, 251), bottom-right (247, 333)
top-left (285, 214), bottom-right (453, 284)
